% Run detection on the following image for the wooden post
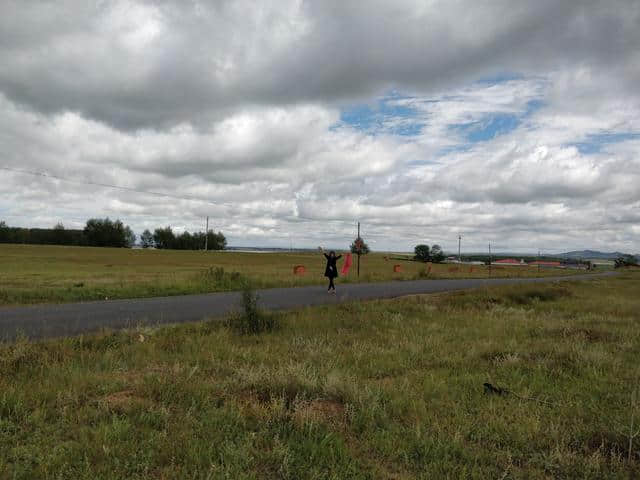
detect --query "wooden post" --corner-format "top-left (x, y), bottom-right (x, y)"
top-left (357, 222), bottom-right (360, 277)
top-left (204, 216), bottom-right (209, 251)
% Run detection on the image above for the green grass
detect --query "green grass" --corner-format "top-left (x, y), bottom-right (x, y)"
top-left (0, 244), bottom-right (587, 305)
top-left (1, 271), bottom-right (639, 478)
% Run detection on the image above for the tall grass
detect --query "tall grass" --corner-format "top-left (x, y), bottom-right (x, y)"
top-left (0, 243), bottom-right (589, 306)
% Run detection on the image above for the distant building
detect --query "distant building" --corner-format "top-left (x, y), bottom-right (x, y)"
top-left (493, 258), bottom-right (526, 265)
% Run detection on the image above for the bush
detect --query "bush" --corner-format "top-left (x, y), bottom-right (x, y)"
top-left (415, 268), bottom-right (431, 279)
top-left (227, 284), bottom-right (278, 335)
top-left (200, 267), bottom-right (244, 290)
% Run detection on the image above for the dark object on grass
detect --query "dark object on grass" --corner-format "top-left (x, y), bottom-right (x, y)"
top-left (483, 382), bottom-right (508, 395)
top-left (483, 382), bottom-right (556, 406)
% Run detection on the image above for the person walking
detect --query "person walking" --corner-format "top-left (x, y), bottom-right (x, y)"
top-left (322, 249), bottom-right (342, 293)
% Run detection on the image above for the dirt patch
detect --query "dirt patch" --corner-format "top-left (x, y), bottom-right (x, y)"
top-left (100, 389), bottom-right (150, 412)
top-left (582, 430), bottom-right (636, 461)
top-left (479, 350), bottom-right (519, 362)
top-left (294, 398), bottom-right (346, 426)
top-left (234, 390), bottom-right (346, 426)
top-left (546, 327), bottom-right (615, 343)
top-left (504, 285), bottom-right (572, 305)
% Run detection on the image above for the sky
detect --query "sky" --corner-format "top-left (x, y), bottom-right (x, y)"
top-left (1, 1), bottom-right (639, 253)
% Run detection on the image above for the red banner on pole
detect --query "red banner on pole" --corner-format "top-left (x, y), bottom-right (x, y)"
top-left (341, 253), bottom-right (353, 275)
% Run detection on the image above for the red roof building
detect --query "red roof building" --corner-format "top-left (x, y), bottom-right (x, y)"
top-left (494, 258), bottom-right (525, 265)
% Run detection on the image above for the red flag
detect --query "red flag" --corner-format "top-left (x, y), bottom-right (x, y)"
top-left (341, 253), bottom-right (352, 275)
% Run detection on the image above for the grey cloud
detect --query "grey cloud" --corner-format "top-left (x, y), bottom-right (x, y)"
top-left (1, 1), bottom-right (639, 130)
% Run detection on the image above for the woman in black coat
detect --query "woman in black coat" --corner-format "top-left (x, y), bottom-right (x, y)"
top-left (323, 250), bottom-right (342, 293)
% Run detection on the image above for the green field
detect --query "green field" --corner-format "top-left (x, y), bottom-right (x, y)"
top-left (1, 271), bottom-right (639, 478)
top-left (0, 244), bottom-right (585, 305)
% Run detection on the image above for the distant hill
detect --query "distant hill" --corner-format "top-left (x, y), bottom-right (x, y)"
top-left (556, 250), bottom-right (629, 259)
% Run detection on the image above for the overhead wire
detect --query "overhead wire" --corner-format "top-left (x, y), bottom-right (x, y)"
top-left (0, 166), bottom-right (237, 209)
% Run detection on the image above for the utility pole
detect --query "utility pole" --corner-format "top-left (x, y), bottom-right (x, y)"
top-left (489, 242), bottom-right (492, 277)
top-left (458, 235), bottom-right (462, 263)
top-left (204, 216), bottom-right (209, 251)
top-left (357, 221), bottom-right (361, 277)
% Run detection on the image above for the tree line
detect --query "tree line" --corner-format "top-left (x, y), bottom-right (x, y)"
top-left (141, 226), bottom-right (226, 250)
top-left (0, 221), bottom-right (87, 246)
top-left (0, 219), bottom-right (226, 250)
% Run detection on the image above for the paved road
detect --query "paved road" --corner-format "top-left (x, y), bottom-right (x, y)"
top-left (0, 272), bottom-right (615, 341)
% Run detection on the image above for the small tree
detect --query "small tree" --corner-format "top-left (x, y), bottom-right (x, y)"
top-left (0, 221), bottom-right (8, 243)
top-left (431, 244), bottom-right (445, 263)
top-left (414, 244), bottom-right (430, 262)
top-left (350, 237), bottom-right (370, 255)
top-left (227, 283), bottom-right (278, 335)
top-left (52, 223), bottom-right (68, 245)
top-left (140, 229), bottom-right (154, 248)
top-left (207, 231), bottom-right (227, 250)
top-left (124, 226), bottom-right (136, 248)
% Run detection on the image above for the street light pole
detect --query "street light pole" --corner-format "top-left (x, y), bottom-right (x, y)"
top-left (458, 235), bottom-right (462, 263)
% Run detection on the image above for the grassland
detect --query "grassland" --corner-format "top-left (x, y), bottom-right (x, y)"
top-left (1, 271), bottom-right (639, 478)
top-left (0, 244), bottom-right (586, 305)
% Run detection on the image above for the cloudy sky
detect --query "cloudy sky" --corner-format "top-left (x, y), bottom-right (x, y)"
top-left (1, 1), bottom-right (639, 253)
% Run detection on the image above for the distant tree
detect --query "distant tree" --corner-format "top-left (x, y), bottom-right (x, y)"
top-left (124, 226), bottom-right (136, 248)
top-left (350, 236), bottom-right (370, 255)
top-left (153, 226), bottom-right (176, 249)
top-left (83, 218), bottom-right (134, 248)
top-left (414, 244), bottom-right (430, 262)
top-left (175, 231), bottom-right (194, 250)
top-left (206, 231), bottom-right (227, 250)
top-left (431, 244), bottom-right (445, 263)
top-left (140, 229), bottom-right (154, 248)
top-left (51, 222), bottom-right (67, 245)
top-left (0, 221), bottom-right (8, 243)
top-left (615, 255), bottom-right (639, 268)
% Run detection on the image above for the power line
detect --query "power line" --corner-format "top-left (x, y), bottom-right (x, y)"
top-left (0, 165), bottom-right (370, 228)
top-left (0, 166), bottom-right (236, 208)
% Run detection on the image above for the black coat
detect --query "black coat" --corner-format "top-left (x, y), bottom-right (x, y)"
top-left (324, 254), bottom-right (342, 278)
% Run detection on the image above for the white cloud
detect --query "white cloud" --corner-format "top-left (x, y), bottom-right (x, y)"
top-left (1, 1), bottom-right (639, 253)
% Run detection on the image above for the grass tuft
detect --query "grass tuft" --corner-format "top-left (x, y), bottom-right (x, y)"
top-left (226, 284), bottom-right (280, 335)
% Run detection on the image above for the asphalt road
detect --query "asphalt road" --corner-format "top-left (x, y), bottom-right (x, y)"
top-left (0, 272), bottom-right (615, 341)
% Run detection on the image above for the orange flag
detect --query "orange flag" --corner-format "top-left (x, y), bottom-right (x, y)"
top-left (341, 253), bottom-right (353, 275)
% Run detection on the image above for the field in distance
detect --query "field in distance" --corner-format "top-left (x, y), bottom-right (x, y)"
top-left (0, 243), bottom-right (588, 306)
top-left (1, 270), bottom-right (638, 478)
